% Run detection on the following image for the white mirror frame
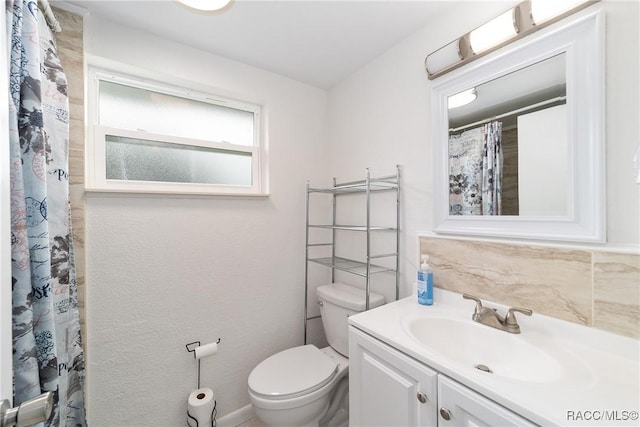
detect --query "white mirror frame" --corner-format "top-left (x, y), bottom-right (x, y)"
top-left (432, 5), bottom-right (605, 243)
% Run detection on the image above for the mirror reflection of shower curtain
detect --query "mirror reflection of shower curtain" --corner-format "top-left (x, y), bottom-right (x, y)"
top-left (448, 121), bottom-right (503, 215)
top-left (481, 121), bottom-right (503, 215)
top-left (449, 127), bottom-right (483, 215)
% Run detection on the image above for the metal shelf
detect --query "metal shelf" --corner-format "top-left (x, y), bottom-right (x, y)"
top-left (308, 224), bottom-right (397, 231)
top-left (308, 175), bottom-right (398, 195)
top-left (304, 166), bottom-right (401, 345)
top-left (308, 256), bottom-right (396, 277)
top-left (308, 183), bottom-right (397, 195)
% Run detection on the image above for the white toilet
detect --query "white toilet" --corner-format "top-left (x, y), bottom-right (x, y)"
top-left (248, 282), bottom-right (385, 427)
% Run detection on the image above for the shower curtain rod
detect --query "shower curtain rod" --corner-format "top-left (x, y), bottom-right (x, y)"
top-left (38, 0), bottom-right (62, 33)
top-left (449, 95), bottom-right (567, 133)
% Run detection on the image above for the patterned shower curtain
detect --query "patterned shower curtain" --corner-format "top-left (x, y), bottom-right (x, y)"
top-left (481, 121), bottom-right (503, 215)
top-left (448, 121), bottom-right (503, 215)
top-left (8, 1), bottom-right (87, 425)
top-left (448, 127), bottom-right (483, 215)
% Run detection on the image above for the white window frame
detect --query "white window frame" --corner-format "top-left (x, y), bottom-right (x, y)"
top-left (86, 67), bottom-right (266, 196)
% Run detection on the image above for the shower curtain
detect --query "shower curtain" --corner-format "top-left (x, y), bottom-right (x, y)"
top-left (448, 121), bottom-right (503, 215)
top-left (8, 1), bottom-right (87, 425)
top-left (448, 127), bottom-right (483, 215)
top-left (481, 121), bottom-right (503, 215)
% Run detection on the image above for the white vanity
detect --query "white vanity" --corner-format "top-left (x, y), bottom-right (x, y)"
top-left (348, 289), bottom-right (640, 426)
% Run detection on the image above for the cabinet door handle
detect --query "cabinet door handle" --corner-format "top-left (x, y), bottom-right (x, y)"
top-left (440, 407), bottom-right (452, 421)
top-left (416, 392), bottom-right (427, 404)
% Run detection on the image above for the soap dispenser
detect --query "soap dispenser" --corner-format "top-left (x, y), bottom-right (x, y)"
top-left (417, 254), bottom-right (433, 306)
top-left (418, 254), bottom-right (433, 305)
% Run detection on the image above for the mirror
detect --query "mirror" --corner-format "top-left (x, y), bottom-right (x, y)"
top-left (431, 6), bottom-right (605, 243)
top-left (447, 53), bottom-right (567, 217)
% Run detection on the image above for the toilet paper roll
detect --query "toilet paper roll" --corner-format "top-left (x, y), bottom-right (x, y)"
top-left (187, 387), bottom-right (215, 427)
top-left (194, 342), bottom-right (218, 360)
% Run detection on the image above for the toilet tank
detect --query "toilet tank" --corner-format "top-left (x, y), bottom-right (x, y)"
top-left (316, 283), bottom-right (385, 357)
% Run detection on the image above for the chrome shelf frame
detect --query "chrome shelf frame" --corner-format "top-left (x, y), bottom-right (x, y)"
top-left (308, 256), bottom-right (396, 276)
top-left (303, 166), bottom-right (401, 344)
top-left (308, 224), bottom-right (397, 232)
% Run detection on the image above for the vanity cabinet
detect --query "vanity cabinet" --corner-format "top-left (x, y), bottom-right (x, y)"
top-left (349, 326), bottom-right (438, 426)
top-left (349, 326), bottom-right (536, 427)
top-left (438, 376), bottom-right (536, 427)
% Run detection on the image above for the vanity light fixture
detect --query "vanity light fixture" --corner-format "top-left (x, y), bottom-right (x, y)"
top-left (448, 88), bottom-right (477, 109)
top-left (469, 9), bottom-right (519, 55)
top-left (176, 0), bottom-right (232, 12)
top-left (425, 0), bottom-right (595, 79)
top-left (530, 0), bottom-right (591, 25)
top-left (424, 39), bottom-right (464, 77)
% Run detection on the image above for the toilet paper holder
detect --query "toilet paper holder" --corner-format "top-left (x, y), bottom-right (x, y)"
top-left (186, 339), bottom-right (221, 389)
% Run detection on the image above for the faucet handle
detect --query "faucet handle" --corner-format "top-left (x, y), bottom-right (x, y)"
top-left (462, 293), bottom-right (482, 304)
top-left (505, 307), bottom-right (533, 326)
top-left (462, 293), bottom-right (483, 312)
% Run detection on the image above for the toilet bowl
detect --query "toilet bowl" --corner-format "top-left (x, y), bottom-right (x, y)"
top-left (248, 345), bottom-right (348, 426)
top-left (248, 283), bottom-right (385, 427)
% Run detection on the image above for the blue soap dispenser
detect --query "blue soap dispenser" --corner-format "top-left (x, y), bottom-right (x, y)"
top-left (417, 254), bottom-right (433, 306)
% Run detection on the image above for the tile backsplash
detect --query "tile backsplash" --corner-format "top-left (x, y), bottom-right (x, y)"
top-left (420, 236), bottom-right (640, 339)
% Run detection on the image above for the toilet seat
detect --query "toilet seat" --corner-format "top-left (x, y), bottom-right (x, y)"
top-left (248, 345), bottom-right (338, 400)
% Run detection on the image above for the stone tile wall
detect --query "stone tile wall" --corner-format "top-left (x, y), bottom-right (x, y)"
top-left (420, 236), bottom-right (640, 339)
top-left (53, 8), bottom-right (86, 344)
top-left (593, 252), bottom-right (640, 338)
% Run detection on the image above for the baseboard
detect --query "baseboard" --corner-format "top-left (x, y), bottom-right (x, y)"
top-left (216, 404), bottom-right (256, 427)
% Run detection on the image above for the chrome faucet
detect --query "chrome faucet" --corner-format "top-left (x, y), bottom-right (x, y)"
top-left (462, 294), bottom-right (532, 334)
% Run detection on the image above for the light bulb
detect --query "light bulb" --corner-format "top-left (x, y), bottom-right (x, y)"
top-left (530, 0), bottom-right (589, 25)
top-left (177, 0), bottom-right (232, 12)
top-left (425, 39), bottom-right (463, 76)
top-left (469, 9), bottom-right (518, 55)
top-left (448, 88), bottom-right (477, 109)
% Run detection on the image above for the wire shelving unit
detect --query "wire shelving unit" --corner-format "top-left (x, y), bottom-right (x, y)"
top-left (303, 166), bottom-right (401, 344)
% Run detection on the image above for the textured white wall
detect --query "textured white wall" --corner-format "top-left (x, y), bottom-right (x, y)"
top-left (83, 16), bottom-right (330, 426)
top-left (328, 0), bottom-right (640, 302)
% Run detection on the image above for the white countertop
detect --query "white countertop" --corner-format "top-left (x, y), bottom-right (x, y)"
top-left (348, 288), bottom-right (640, 426)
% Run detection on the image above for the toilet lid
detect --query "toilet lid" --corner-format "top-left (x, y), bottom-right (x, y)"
top-left (248, 345), bottom-right (338, 399)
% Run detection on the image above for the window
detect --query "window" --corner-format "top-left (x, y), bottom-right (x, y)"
top-left (86, 68), bottom-right (265, 195)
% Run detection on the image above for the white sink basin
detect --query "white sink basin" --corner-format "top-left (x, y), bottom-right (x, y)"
top-left (404, 316), bottom-right (571, 383)
top-left (350, 292), bottom-right (638, 426)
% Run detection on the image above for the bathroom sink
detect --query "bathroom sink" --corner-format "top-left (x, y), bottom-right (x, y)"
top-left (404, 316), bottom-right (569, 383)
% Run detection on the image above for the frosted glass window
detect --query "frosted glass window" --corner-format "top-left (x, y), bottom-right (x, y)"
top-left (99, 81), bottom-right (255, 146)
top-left (105, 135), bottom-right (252, 186)
top-left (88, 68), bottom-right (264, 195)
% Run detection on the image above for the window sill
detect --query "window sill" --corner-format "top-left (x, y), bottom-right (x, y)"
top-left (84, 187), bottom-right (270, 199)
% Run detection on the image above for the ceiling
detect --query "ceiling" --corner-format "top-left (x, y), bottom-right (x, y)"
top-left (62, 0), bottom-right (456, 89)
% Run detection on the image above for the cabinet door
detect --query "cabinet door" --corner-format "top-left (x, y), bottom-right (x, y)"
top-left (349, 327), bottom-right (438, 427)
top-left (438, 376), bottom-right (537, 426)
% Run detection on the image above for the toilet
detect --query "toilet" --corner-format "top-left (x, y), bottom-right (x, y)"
top-left (248, 282), bottom-right (385, 427)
